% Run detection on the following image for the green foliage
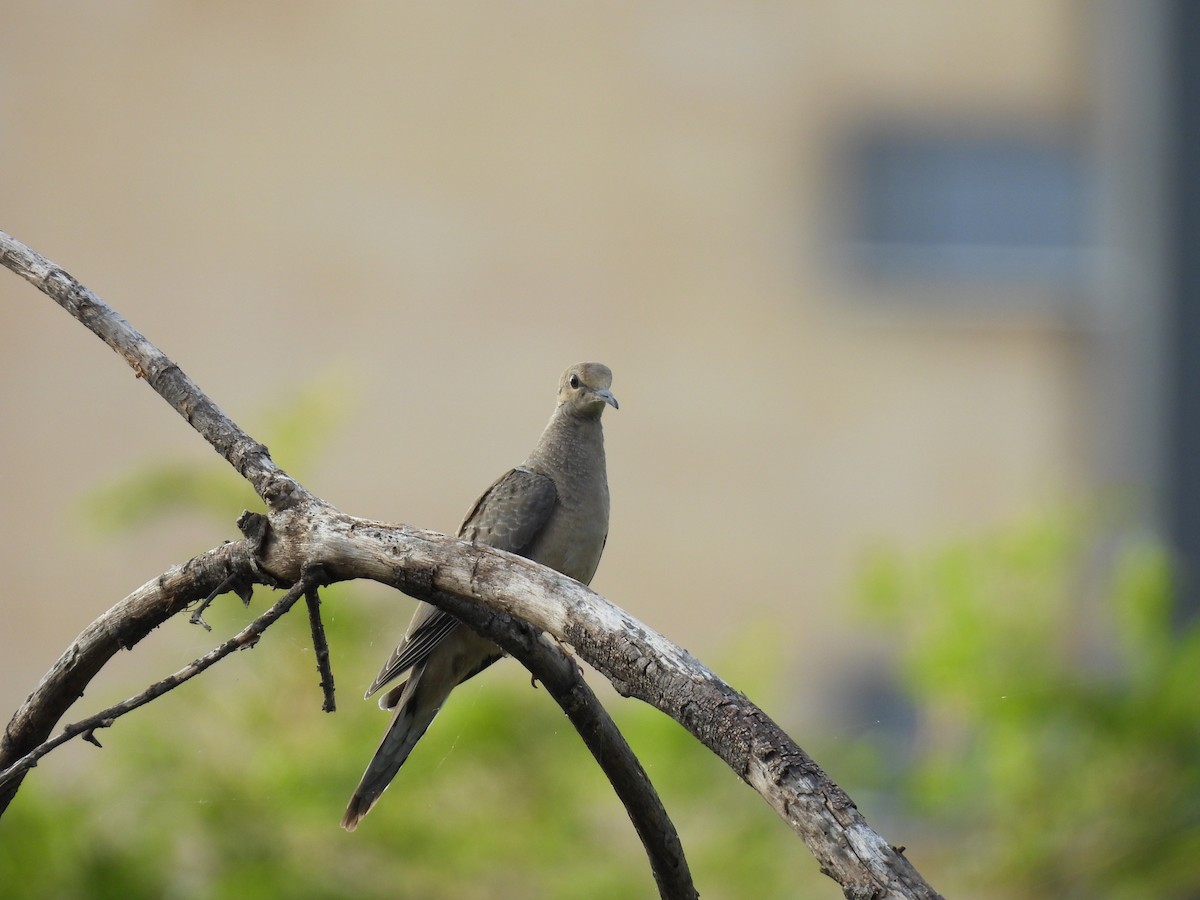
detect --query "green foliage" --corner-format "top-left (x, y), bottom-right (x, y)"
top-left (859, 514), bottom-right (1200, 900)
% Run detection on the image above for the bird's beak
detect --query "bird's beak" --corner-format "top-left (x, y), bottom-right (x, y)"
top-left (595, 388), bottom-right (619, 410)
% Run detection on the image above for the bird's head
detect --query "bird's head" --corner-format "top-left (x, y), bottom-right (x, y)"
top-left (558, 362), bottom-right (618, 417)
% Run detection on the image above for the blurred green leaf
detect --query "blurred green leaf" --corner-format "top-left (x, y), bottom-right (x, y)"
top-left (856, 512), bottom-right (1200, 899)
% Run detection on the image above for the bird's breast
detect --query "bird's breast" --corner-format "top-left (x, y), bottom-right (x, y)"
top-left (527, 484), bottom-right (609, 586)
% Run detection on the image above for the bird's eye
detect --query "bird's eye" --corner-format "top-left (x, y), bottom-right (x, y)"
top-left (569, 374), bottom-right (581, 389)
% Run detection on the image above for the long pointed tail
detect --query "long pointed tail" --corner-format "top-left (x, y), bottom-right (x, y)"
top-left (341, 671), bottom-right (442, 831)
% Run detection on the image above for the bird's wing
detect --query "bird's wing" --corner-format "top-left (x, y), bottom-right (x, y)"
top-left (363, 466), bottom-right (557, 699)
top-left (458, 465), bottom-right (558, 549)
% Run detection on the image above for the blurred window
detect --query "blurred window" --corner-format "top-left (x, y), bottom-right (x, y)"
top-left (847, 130), bottom-right (1093, 287)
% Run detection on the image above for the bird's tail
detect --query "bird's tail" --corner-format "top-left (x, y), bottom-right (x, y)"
top-left (341, 668), bottom-right (444, 831)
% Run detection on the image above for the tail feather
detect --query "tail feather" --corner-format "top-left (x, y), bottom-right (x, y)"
top-left (341, 672), bottom-right (442, 831)
top-left (379, 679), bottom-right (407, 711)
top-left (342, 625), bottom-right (501, 831)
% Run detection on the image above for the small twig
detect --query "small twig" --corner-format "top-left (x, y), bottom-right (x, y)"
top-left (189, 518), bottom-right (272, 631)
top-left (189, 542), bottom-right (262, 632)
top-left (190, 574), bottom-right (240, 631)
top-left (303, 569), bottom-right (337, 712)
top-left (0, 576), bottom-right (311, 788)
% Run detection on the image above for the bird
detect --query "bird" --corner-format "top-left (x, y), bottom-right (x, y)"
top-left (341, 362), bottom-right (618, 831)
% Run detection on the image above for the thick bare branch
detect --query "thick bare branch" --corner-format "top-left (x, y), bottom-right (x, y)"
top-left (1, 230), bottom-right (696, 898)
top-left (1, 230), bottom-right (941, 898)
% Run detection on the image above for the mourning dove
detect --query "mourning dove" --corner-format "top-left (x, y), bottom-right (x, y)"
top-left (342, 362), bottom-right (618, 831)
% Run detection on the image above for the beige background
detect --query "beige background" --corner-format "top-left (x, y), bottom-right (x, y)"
top-left (3, 3), bottom-right (1141, 753)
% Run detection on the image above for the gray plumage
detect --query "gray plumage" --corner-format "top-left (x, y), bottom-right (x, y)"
top-left (341, 362), bottom-right (617, 831)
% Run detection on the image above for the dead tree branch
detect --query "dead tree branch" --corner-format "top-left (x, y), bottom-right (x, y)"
top-left (0, 229), bottom-right (941, 900)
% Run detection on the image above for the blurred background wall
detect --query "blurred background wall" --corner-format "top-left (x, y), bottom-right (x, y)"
top-left (0, 1), bottom-right (1192, 892)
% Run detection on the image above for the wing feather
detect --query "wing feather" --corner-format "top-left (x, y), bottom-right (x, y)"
top-left (364, 466), bottom-right (557, 698)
